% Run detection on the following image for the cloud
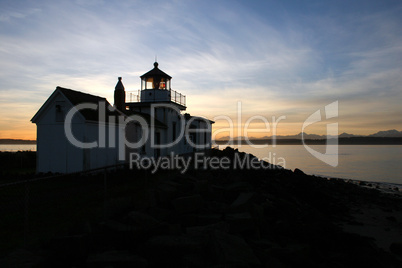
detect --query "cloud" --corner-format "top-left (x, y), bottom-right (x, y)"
top-left (0, 0), bottom-right (401, 139)
top-left (0, 7), bottom-right (41, 22)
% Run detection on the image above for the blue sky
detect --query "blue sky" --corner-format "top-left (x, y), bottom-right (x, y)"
top-left (0, 0), bottom-right (401, 139)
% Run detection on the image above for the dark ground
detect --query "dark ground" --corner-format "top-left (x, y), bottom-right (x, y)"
top-left (1, 147), bottom-right (402, 267)
top-left (0, 151), bottom-right (36, 180)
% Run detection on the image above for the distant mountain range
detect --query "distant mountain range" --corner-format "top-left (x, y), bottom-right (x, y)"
top-left (1, 130), bottom-right (401, 144)
top-left (0, 139), bottom-right (36, 144)
top-left (216, 129), bottom-right (402, 140)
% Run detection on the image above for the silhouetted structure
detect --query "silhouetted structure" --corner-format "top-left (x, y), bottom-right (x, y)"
top-left (31, 62), bottom-right (214, 173)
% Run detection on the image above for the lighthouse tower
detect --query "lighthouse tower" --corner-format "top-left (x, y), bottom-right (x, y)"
top-left (128, 62), bottom-right (186, 110)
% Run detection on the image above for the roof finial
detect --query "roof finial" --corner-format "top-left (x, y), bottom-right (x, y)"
top-left (153, 55), bottom-right (159, 68)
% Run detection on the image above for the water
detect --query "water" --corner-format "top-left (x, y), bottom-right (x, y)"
top-left (2, 144), bottom-right (401, 185)
top-left (224, 145), bottom-right (402, 185)
top-left (0, 144), bottom-right (36, 152)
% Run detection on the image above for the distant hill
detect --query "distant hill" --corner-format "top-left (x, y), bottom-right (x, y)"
top-left (0, 139), bottom-right (36, 144)
top-left (368, 129), bottom-right (402, 137)
top-left (215, 129), bottom-right (402, 141)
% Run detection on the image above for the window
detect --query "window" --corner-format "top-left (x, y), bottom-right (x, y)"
top-left (55, 101), bottom-right (65, 122)
top-left (146, 78), bottom-right (153, 89)
top-left (159, 78), bottom-right (166, 89)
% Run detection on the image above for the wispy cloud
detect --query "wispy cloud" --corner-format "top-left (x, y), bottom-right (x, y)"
top-left (0, 7), bottom-right (41, 22)
top-left (0, 0), bottom-right (401, 138)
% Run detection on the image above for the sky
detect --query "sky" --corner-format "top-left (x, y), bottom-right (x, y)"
top-left (0, 0), bottom-right (401, 139)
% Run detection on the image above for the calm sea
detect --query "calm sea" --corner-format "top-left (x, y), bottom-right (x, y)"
top-left (223, 145), bottom-right (402, 185)
top-left (1, 144), bottom-right (401, 185)
top-left (0, 144), bottom-right (36, 152)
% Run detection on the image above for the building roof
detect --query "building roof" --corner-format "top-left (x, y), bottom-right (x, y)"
top-left (31, 86), bottom-right (121, 123)
top-left (140, 62), bottom-right (172, 79)
top-left (122, 110), bottom-right (167, 129)
top-left (58, 87), bottom-right (122, 122)
top-left (184, 113), bottom-right (215, 124)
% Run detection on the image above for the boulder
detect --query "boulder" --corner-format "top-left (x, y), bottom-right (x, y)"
top-left (229, 192), bottom-right (255, 211)
top-left (196, 213), bottom-right (223, 225)
top-left (126, 211), bottom-right (160, 229)
top-left (1, 249), bottom-right (44, 268)
top-left (225, 212), bottom-right (256, 234)
top-left (210, 231), bottom-right (261, 266)
top-left (87, 250), bottom-right (147, 268)
top-left (172, 194), bottom-right (203, 214)
top-left (46, 234), bottom-right (90, 266)
top-left (156, 182), bottom-right (179, 205)
top-left (144, 235), bottom-right (203, 265)
top-left (293, 168), bottom-right (306, 176)
top-left (390, 242), bottom-right (402, 256)
top-left (186, 222), bottom-right (228, 236)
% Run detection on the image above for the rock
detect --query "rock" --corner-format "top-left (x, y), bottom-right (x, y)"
top-left (147, 206), bottom-right (172, 222)
top-left (168, 223), bottom-right (182, 235)
top-left (224, 181), bottom-right (253, 193)
top-left (125, 211), bottom-right (172, 237)
top-left (126, 211), bottom-right (160, 229)
top-left (206, 201), bottom-right (227, 213)
top-left (177, 213), bottom-right (199, 227)
top-left (294, 168), bottom-right (305, 176)
top-left (194, 179), bottom-right (209, 194)
top-left (226, 212), bottom-right (256, 233)
top-left (229, 192), bottom-right (255, 210)
top-left (211, 231), bottom-right (261, 266)
top-left (156, 182), bottom-right (179, 205)
top-left (181, 254), bottom-right (207, 268)
top-left (107, 196), bottom-right (133, 215)
top-left (46, 234), bottom-right (90, 266)
top-left (172, 194), bottom-right (203, 214)
top-left (101, 219), bottom-right (132, 232)
top-left (390, 242), bottom-right (402, 256)
top-left (196, 213), bottom-right (223, 225)
top-left (87, 250), bottom-right (147, 268)
top-left (386, 216), bottom-right (397, 222)
top-left (186, 222), bottom-right (228, 236)
top-left (144, 235), bottom-right (203, 265)
top-left (1, 249), bottom-right (44, 268)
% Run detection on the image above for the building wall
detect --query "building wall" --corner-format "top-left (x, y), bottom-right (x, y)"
top-left (35, 89), bottom-right (213, 174)
top-left (140, 105), bottom-right (213, 156)
top-left (35, 92), bottom-right (121, 173)
top-left (35, 93), bottom-right (85, 173)
top-left (141, 89), bottom-right (170, 103)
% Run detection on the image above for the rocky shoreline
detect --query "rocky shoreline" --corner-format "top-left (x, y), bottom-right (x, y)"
top-left (2, 147), bottom-right (402, 267)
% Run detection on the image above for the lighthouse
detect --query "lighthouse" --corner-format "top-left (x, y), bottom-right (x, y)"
top-left (127, 62), bottom-right (186, 109)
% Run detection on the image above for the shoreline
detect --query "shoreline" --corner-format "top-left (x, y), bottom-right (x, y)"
top-left (307, 173), bottom-right (402, 196)
top-left (1, 147), bottom-right (402, 266)
top-left (1, 149), bottom-right (401, 189)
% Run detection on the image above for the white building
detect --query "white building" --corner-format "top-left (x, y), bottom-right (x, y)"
top-left (31, 62), bottom-right (214, 173)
